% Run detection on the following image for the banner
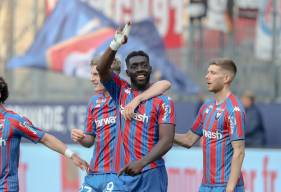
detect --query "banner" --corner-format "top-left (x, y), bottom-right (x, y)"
top-left (45, 0), bottom-right (186, 48)
top-left (205, 0), bottom-right (234, 32)
top-left (255, 0), bottom-right (281, 60)
top-left (8, 0), bottom-right (199, 94)
top-left (18, 146), bottom-right (281, 192)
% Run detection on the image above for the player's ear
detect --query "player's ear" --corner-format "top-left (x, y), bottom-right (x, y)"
top-left (224, 72), bottom-right (232, 84)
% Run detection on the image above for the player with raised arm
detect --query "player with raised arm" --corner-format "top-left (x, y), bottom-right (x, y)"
top-left (96, 22), bottom-right (175, 192)
top-left (0, 77), bottom-right (88, 192)
top-left (71, 57), bottom-right (171, 192)
top-left (174, 59), bottom-right (245, 192)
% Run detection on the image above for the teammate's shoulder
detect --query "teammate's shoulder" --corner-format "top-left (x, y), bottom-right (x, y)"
top-left (154, 95), bottom-right (174, 103)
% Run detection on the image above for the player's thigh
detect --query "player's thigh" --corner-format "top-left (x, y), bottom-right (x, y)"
top-left (122, 166), bottom-right (168, 192)
top-left (141, 166), bottom-right (168, 192)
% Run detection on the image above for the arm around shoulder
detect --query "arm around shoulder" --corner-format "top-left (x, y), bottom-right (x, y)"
top-left (174, 130), bottom-right (200, 148)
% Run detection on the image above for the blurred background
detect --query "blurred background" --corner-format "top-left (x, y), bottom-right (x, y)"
top-left (0, 0), bottom-right (281, 191)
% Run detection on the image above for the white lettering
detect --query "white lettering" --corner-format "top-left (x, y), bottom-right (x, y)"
top-left (170, 0), bottom-right (183, 33)
top-left (120, 105), bottom-right (149, 123)
top-left (152, 0), bottom-right (169, 35)
top-left (7, 105), bottom-right (66, 132)
top-left (95, 116), bottom-right (116, 127)
top-left (115, 0), bottom-right (131, 23)
top-left (0, 137), bottom-right (6, 146)
top-left (83, 0), bottom-right (185, 39)
top-left (203, 129), bottom-right (223, 140)
top-left (133, 0), bottom-right (149, 21)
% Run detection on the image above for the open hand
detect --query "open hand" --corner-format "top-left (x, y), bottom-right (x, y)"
top-left (110, 22), bottom-right (131, 50)
top-left (123, 97), bottom-right (141, 120)
top-left (71, 153), bottom-right (89, 172)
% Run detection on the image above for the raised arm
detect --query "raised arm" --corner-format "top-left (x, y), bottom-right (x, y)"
top-left (174, 130), bottom-right (201, 148)
top-left (118, 124), bottom-right (175, 176)
top-left (123, 80), bottom-right (172, 120)
top-left (40, 133), bottom-right (88, 170)
top-left (97, 22), bottom-right (131, 82)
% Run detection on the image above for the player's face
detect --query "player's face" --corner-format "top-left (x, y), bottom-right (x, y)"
top-left (205, 65), bottom-right (225, 93)
top-left (91, 65), bottom-right (105, 92)
top-left (241, 96), bottom-right (252, 108)
top-left (126, 55), bottom-right (152, 90)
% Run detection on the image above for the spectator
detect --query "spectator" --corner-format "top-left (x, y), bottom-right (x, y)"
top-left (241, 90), bottom-right (266, 147)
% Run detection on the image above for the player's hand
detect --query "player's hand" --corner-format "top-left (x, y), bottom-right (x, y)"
top-left (118, 160), bottom-right (145, 176)
top-left (71, 153), bottom-right (89, 171)
top-left (110, 22), bottom-right (131, 50)
top-left (71, 128), bottom-right (85, 143)
top-left (123, 96), bottom-right (141, 120)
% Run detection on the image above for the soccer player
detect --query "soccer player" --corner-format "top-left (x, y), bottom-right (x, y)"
top-left (174, 58), bottom-right (245, 192)
top-left (0, 77), bottom-right (88, 192)
top-left (71, 57), bottom-right (172, 192)
top-left (96, 22), bottom-right (176, 192)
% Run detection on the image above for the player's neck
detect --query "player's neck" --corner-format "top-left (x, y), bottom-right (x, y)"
top-left (131, 83), bottom-right (150, 92)
top-left (214, 87), bottom-right (232, 105)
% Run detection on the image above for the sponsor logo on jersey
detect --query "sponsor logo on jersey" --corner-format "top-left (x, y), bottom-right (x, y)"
top-left (120, 105), bottom-right (149, 123)
top-left (95, 116), bottom-right (116, 127)
top-left (0, 137), bottom-right (7, 146)
top-left (203, 129), bottom-right (223, 140)
top-left (228, 115), bottom-right (237, 134)
top-left (233, 106), bottom-right (240, 112)
top-left (161, 103), bottom-right (171, 121)
top-left (215, 108), bottom-right (224, 120)
top-left (124, 88), bottom-right (131, 94)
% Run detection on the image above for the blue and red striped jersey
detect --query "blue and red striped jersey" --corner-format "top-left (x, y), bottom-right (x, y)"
top-left (103, 73), bottom-right (176, 172)
top-left (84, 92), bottom-right (120, 173)
top-left (192, 93), bottom-right (245, 186)
top-left (0, 105), bottom-right (45, 191)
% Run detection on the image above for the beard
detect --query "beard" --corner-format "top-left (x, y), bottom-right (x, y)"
top-left (130, 75), bottom-right (151, 90)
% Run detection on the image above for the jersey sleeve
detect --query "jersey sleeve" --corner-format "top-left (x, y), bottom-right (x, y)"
top-left (102, 72), bottom-right (127, 104)
top-left (228, 107), bottom-right (245, 141)
top-left (83, 97), bottom-right (96, 136)
top-left (158, 96), bottom-right (176, 125)
top-left (191, 104), bottom-right (207, 137)
top-left (12, 116), bottom-right (45, 143)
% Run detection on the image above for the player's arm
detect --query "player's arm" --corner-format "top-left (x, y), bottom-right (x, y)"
top-left (118, 123), bottom-right (175, 176)
top-left (71, 128), bottom-right (95, 148)
top-left (174, 130), bottom-right (200, 148)
top-left (97, 22), bottom-right (131, 82)
top-left (124, 80), bottom-right (172, 120)
top-left (226, 140), bottom-right (245, 191)
top-left (40, 133), bottom-right (88, 170)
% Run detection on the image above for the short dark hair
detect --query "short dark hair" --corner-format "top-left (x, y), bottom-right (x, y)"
top-left (209, 58), bottom-right (237, 76)
top-left (125, 51), bottom-right (149, 67)
top-left (0, 77), bottom-right (9, 103)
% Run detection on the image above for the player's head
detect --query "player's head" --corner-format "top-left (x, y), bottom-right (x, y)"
top-left (125, 50), bottom-right (152, 90)
top-left (90, 57), bottom-right (121, 92)
top-left (0, 77), bottom-right (9, 104)
top-left (241, 90), bottom-right (255, 108)
top-left (205, 58), bottom-right (237, 93)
